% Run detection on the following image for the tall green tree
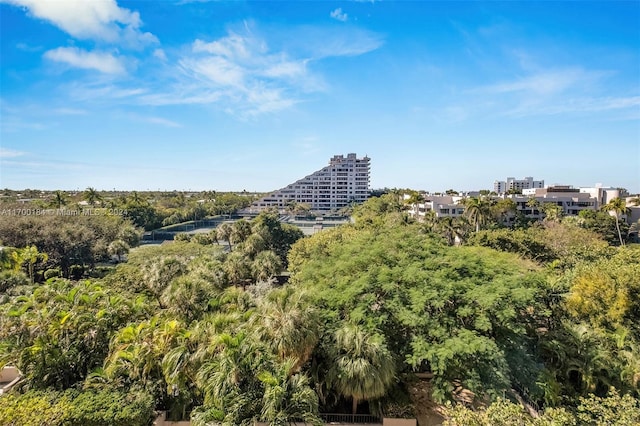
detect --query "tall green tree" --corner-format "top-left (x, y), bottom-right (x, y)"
top-left (216, 223), bottom-right (233, 251)
top-left (463, 197), bottom-right (492, 232)
top-left (17, 245), bottom-right (48, 282)
top-left (253, 288), bottom-right (319, 371)
top-left (602, 197), bottom-right (631, 246)
top-left (258, 358), bottom-right (323, 426)
top-left (328, 324), bottom-right (396, 415)
top-left (50, 190), bottom-right (68, 209)
top-left (83, 187), bottom-right (102, 206)
top-left (542, 203), bottom-right (563, 222)
top-left (251, 250), bottom-right (282, 283)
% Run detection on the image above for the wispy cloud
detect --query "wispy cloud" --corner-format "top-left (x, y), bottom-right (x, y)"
top-left (504, 95), bottom-right (640, 118)
top-left (330, 8), bottom-right (348, 22)
top-left (292, 136), bottom-right (321, 156)
top-left (476, 68), bottom-right (609, 96)
top-left (2, 0), bottom-right (157, 47)
top-left (135, 24), bottom-right (343, 116)
top-left (11, 18), bottom-right (383, 118)
top-left (67, 82), bottom-right (147, 102)
top-left (462, 65), bottom-right (638, 118)
top-left (143, 23), bottom-right (383, 116)
top-left (52, 107), bottom-right (88, 115)
top-left (0, 148), bottom-right (27, 158)
top-left (15, 42), bottom-right (42, 52)
top-left (44, 47), bottom-right (127, 74)
top-left (133, 114), bottom-right (182, 128)
top-left (153, 48), bottom-right (167, 61)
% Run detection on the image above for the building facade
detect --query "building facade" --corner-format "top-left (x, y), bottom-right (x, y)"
top-left (406, 185), bottom-right (628, 223)
top-left (494, 176), bottom-right (544, 194)
top-left (249, 153), bottom-right (370, 213)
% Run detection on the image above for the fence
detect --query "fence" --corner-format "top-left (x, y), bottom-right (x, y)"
top-left (320, 413), bottom-right (381, 423)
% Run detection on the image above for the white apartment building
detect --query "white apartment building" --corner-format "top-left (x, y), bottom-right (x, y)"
top-left (494, 177), bottom-right (544, 194)
top-left (512, 187), bottom-right (597, 218)
top-left (249, 153), bottom-right (370, 213)
top-left (404, 194), bottom-right (465, 220)
top-left (407, 186), bottom-right (609, 223)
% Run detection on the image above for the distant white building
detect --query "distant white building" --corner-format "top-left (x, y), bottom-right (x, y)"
top-left (404, 194), bottom-right (465, 220)
top-left (494, 177), bottom-right (544, 194)
top-left (406, 185), bottom-right (627, 224)
top-left (513, 186), bottom-right (597, 217)
top-left (249, 153), bottom-right (370, 213)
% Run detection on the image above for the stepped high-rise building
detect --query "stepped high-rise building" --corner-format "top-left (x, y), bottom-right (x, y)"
top-left (250, 153), bottom-right (370, 213)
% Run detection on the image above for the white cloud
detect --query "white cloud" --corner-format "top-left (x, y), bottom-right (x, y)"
top-left (330, 8), bottom-right (348, 22)
top-left (153, 48), bottom-right (167, 61)
top-left (505, 95), bottom-right (640, 118)
top-left (181, 55), bottom-right (245, 87)
top-left (15, 42), bottom-right (42, 52)
top-left (292, 136), bottom-right (321, 156)
top-left (289, 26), bottom-right (384, 59)
top-left (169, 30), bottom-right (310, 115)
top-left (2, 0), bottom-right (157, 47)
top-left (53, 107), bottom-right (88, 115)
top-left (47, 23), bottom-right (383, 118)
top-left (261, 59), bottom-right (308, 79)
top-left (138, 115), bottom-right (182, 128)
top-left (477, 68), bottom-right (610, 97)
top-left (0, 148), bottom-right (26, 158)
top-left (139, 24), bottom-right (383, 116)
top-left (44, 47), bottom-right (126, 74)
top-left (193, 33), bottom-right (255, 59)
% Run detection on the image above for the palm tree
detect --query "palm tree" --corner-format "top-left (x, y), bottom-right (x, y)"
top-left (129, 191), bottom-right (144, 205)
top-left (19, 245), bottom-right (48, 282)
top-left (252, 250), bottom-right (282, 283)
top-left (50, 190), bottom-right (68, 209)
top-left (462, 197), bottom-right (491, 232)
top-left (258, 358), bottom-right (323, 426)
top-left (195, 332), bottom-right (268, 413)
top-left (239, 233), bottom-right (267, 258)
top-left (83, 187), bottom-right (102, 206)
top-left (142, 257), bottom-right (188, 308)
top-left (491, 198), bottom-right (517, 226)
top-left (328, 324), bottom-right (395, 415)
top-left (602, 197), bottom-right (631, 246)
top-left (160, 276), bottom-right (218, 323)
top-left (216, 222), bottom-right (233, 251)
top-left (629, 196), bottom-right (640, 207)
top-left (108, 239), bottom-right (129, 262)
top-left (436, 216), bottom-right (465, 246)
top-left (421, 210), bottom-right (438, 232)
top-left (526, 197), bottom-right (540, 214)
top-left (253, 288), bottom-right (319, 371)
top-left (542, 202), bottom-right (563, 222)
top-left (230, 219), bottom-right (252, 246)
top-left (105, 319), bottom-right (165, 388)
top-left (224, 251), bottom-right (252, 288)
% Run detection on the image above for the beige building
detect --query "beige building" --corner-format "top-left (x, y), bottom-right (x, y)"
top-left (407, 185), bottom-right (632, 223)
top-left (249, 153), bottom-right (370, 213)
top-left (405, 194), bottom-right (465, 220)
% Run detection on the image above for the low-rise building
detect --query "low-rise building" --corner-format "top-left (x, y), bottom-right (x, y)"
top-left (407, 185), bottom-right (626, 223)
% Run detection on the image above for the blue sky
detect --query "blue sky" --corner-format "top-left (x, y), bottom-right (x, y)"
top-left (1, 1), bottom-right (639, 193)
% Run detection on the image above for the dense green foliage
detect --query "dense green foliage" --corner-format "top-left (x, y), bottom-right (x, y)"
top-left (1, 194), bottom-right (638, 424)
top-left (290, 221), bottom-right (548, 403)
top-left (443, 391), bottom-right (640, 426)
top-left (0, 389), bottom-right (155, 426)
top-left (0, 214), bottom-right (141, 278)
